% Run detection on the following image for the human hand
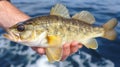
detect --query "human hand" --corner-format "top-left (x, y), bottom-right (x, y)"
top-left (61, 41), bottom-right (83, 61)
top-left (0, 0), bottom-right (83, 61)
top-left (0, 0), bottom-right (10, 1)
top-left (32, 41), bottom-right (83, 61)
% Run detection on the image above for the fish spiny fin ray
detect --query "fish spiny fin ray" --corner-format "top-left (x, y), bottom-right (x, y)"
top-left (83, 39), bottom-right (98, 49)
top-left (46, 35), bottom-right (62, 62)
top-left (50, 4), bottom-right (70, 18)
top-left (72, 11), bottom-right (95, 24)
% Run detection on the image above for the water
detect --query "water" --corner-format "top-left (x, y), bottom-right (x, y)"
top-left (0, 0), bottom-right (120, 67)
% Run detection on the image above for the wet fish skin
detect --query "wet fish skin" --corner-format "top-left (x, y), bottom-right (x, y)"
top-left (17, 15), bottom-right (104, 43)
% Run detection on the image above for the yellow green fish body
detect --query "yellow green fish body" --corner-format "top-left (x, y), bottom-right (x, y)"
top-left (16, 15), bottom-right (104, 47)
top-left (3, 4), bottom-right (118, 62)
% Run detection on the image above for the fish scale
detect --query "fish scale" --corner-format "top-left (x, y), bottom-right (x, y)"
top-left (24, 15), bottom-right (104, 43)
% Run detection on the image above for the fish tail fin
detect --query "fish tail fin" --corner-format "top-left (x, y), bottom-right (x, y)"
top-left (45, 47), bottom-right (62, 62)
top-left (103, 18), bottom-right (118, 40)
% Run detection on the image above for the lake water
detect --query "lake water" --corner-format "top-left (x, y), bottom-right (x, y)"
top-left (0, 0), bottom-right (120, 67)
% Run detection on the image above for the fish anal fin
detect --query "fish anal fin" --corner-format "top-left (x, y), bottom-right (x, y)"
top-left (83, 38), bottom-right (98, 49)
top-left (72, 11), bottom-right (95, 24)
top-left (50, 4), bottom-right (70, 18)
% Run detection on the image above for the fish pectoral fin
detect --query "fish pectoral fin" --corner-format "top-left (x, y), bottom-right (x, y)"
top-left (46, 35), bottom-right (62, 62)
top-left (46, 47), bottom-right (63, 62)
top-left (83, 38), bottom-right (98, 49)
top-left (47, 35), bottom-right (62, 47)
top-left (72, 11), bottom-right (95, 24)
top-left (50, 4), bottom-right (70, 18)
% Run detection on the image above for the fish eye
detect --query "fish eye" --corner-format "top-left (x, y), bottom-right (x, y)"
top-left (17, 24), bottom-right (25, 32)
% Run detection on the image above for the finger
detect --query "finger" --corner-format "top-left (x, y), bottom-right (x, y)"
top-left (31, 47), bottom-right (45, 55)
top-left (61, 43), bottom-right (70, 61)
top-left (78, 43), bottom-right (83, 48)
top-left (31, 47), bottom-right (37, 51)
top-left (70, 41), bottom-right (79, 54)
top-left (36, 47), bottom-right (45, 55)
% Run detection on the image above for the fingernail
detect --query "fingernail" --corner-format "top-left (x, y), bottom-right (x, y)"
top-left (32, 47), bottom-right (37, 51)
top-left (61, 57), bottom-right (67, 61)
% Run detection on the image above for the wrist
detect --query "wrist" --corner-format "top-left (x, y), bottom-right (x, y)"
top-left (0, 0), bottom-right (10, 1)
top-left (0, 1), bottom-right (30, 29)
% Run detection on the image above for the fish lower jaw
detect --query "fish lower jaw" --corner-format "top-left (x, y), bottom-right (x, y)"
top-left (3, 33), bottom-right (17, 42)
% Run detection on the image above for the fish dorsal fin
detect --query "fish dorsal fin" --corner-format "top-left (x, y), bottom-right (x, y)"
top-left (72, 11), bottom-right (95, 24)
top-left (83, 38), bottom-right (98, 49)
top-left (50, 4), bottom-right (70, 18)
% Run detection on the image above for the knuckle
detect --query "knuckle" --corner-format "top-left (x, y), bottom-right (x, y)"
top-left (70, 46), bottom-right (78, 54)
top-left (63, 44), bottom-right (70, 49)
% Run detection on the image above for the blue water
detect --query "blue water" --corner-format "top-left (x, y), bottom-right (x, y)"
top-left (0, 0), bottom-right (120, 67)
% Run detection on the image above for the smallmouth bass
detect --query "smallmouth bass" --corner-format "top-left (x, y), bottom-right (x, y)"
top-left (3, 4), bottom-right (118, 62)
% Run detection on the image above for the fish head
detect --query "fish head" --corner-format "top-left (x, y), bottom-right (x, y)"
top-left (3, 22), bottom-right (46, 44)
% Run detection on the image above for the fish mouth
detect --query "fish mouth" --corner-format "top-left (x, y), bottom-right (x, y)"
top-left (3, 30), bottom-right (21, 42)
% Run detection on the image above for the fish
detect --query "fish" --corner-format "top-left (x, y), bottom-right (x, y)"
top-left (3, 4), bottom-right (118, 62)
